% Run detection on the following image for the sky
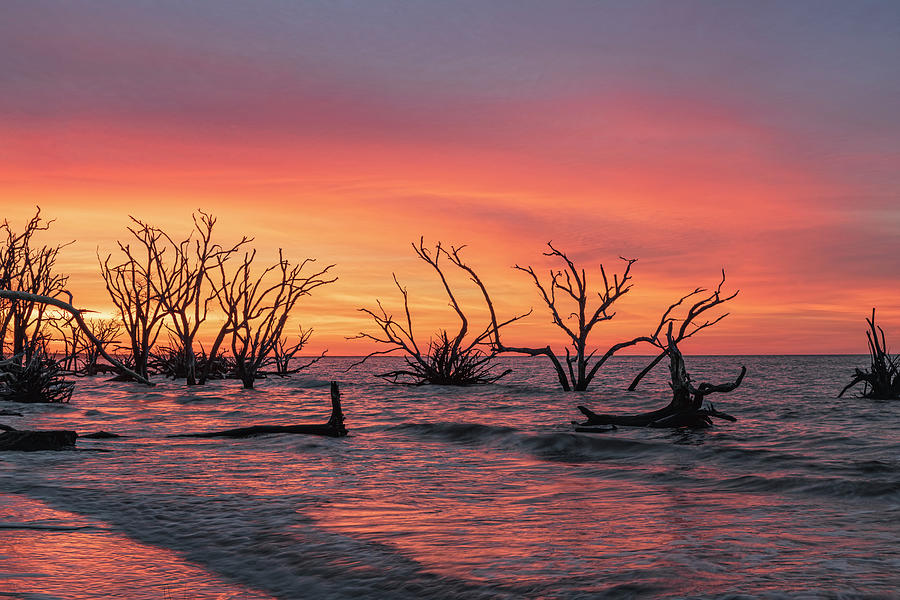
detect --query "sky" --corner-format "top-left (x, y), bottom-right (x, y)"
top-left (2, 0), bottom-right (898, 355)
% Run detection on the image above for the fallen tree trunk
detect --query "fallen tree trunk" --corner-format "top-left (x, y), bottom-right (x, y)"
top-left (575, 402), bottom-right (737, 430)
top-left (574, 325), bottom-right (744, 429)
top-left (177, 381), bottom-right (347, 438)
top-left (0, 429), bottom-right (77, 451)
top-left (0, 289), bottom-right (153, 386)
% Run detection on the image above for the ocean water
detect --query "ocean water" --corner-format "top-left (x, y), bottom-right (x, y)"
top-left (1, 355), bottom-right (898, 599)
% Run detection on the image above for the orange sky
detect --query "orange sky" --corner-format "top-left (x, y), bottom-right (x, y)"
top-left (2, 2), bottom-right (898, 355)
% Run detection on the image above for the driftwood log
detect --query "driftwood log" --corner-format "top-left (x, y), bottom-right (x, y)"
top-left (81, 431), bottom-right (123, 439)
top-left (177, 381), bottom-right (347, 438)
top-left (575, 326), bottom-right (745, 430)
top-left (0, 429), bottom-right (77, 451)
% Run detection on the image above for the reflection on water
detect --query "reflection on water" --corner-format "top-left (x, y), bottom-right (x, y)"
top-left (1, 356), bottom-right (899, 598)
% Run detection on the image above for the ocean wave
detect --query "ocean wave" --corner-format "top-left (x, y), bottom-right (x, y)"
top-left (390, 421), bottom-right (673, 463)
top-left (715, 474), bottom-right (900, 499)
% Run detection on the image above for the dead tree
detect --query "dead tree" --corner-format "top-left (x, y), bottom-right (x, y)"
top-left (151, 211), bottom-right (250, 385)
top-left (210, 249), bottom-right (335, 389)
top-left (349, 239), bottom-right (529, 385)
top-left (99, 219), bottom-right (170, 380)
top-left (840, 309), bottom-right (900, 399)
top-left (270, 326), bottom-right (326, 376)
top-left (627, 270), bottom-right (738, 390)
top-left (496, 243), bottom-right (656, 391)
top-left (0, 208), bottom-right (71, 363)
top-left (575, 324), bottom-right (745, 429)
top-left (76, 318), bottom-right (123, 376)
top-left (47, 313), bottom-right (81, 372)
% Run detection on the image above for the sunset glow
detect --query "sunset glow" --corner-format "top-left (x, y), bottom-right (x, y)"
top-left (3, 1), bottom-right (898, 355)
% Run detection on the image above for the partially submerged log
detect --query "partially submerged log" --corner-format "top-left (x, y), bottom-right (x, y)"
top-left (0, 429), bottom-right (77, 451)
top-left (575, 326), bottom-right (744, 430)
top-left (177, 381), bottom-right (347, 439)
top-left (81, 430), bottom-right (123, 439)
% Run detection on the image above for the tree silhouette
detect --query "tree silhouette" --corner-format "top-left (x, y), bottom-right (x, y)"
top-left (840, 309), bottom-right (900, 399)
top-left (0, 208), bottom-right (71, 363)
top-left (99, 212), bottom-right (249, 383)
top-left (627, 270), bottom-right (738, 390)
top-left (351, 239), bottom-right (528, 385)
top-left (492, 243), bottom-right (654, 391)
top-left (98, 218), bottom-right (170, 380)
top-left (492, 243), bottom-right (737, 392)
top-left (209, 248), bottom-right (335, 389)
top-left (150, 211), bottom-right (249, 385)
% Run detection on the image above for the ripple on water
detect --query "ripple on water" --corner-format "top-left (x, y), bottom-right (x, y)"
top-left (0, 356), bottom-right (898, 598)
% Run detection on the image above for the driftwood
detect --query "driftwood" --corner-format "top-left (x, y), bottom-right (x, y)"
top-left (839, 309), bottom-right (900, 399)
top-left (177, 381), bottom-right (347, 438)
top-left (81, 431), bottom-right (123, 439)
top-left (575, 325), bottom-right (745, 430)
top-left (0, 423), bottom-right (118, 449)
top-left (0, 429), bottom-right (76, 451)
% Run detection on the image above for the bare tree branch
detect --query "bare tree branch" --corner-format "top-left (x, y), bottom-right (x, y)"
top-left (0, 290), bottom-right (152, 385)
top-left (839, 308), bottom-right (900, 399)
top-left (349, 239), bottom-right (528, 385)
top-left (628, 270), bottom-right (739, 390)
top-left (496, 242), bottom-right (644, 391)
top-left (210, 248), bottom-right (335, 389)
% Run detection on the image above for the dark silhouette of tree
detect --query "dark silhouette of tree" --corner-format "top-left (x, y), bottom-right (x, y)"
top-left (0, 208), bottom-right (71, 363)
top-left (840, 309), bottom-right (900, 399)
top-left (48, 313), bottom-right (80, 372)
top-left (209, 249), bottom-right (335, 389)
top-left (77, 318), bottom-right (123, 376)
top-left (0, 209), bottom-right (76, 403)
top-left (271, 326), bottom-right (325, 377)
top-left (150, 211), bottom-right (250, 385)
top-left (99, 218), bottom-right (170, 380)
top-left (575, 324), bottom-right (746, 429)
top-left (100, 212), bottom-right (249, 384)
top-left (350, 239), bottom-right (529, 385)
top-left (627, 270), bottom-right (738, 390)
top-left (492, 243), bottom-right (655, 391)
top-left (492, 243), bottom-right (737, 392)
